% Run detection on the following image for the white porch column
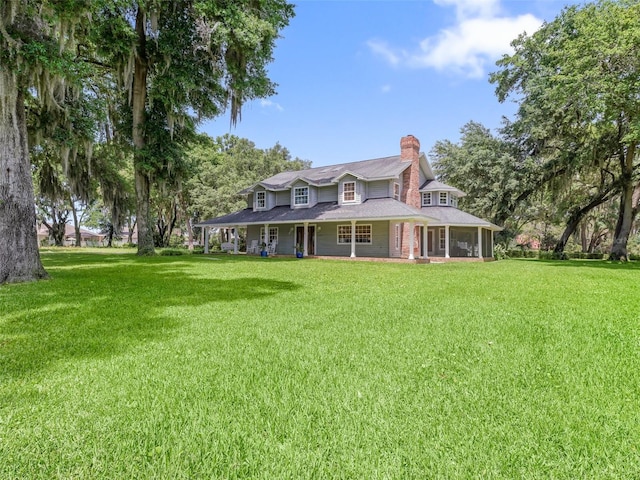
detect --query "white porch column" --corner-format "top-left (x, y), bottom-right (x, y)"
top-left (423, 224), bottom-right (429, 259)
top-left (233, 226), bottom-right (239, 254)
top-left (477, 227), bottom-right (483, 259)
top-left (350, 220), bottom-right (356, 258)
top-left (445, 225), bottom-right (450, 258)
top-left (303, 222), bottom-right (309, 257)
top-left (263, 224), bottom-right (269, 250)
top-left (204, 227), bottom-right (209, 254)
top-left (408, 220), bottom-right (415, 260)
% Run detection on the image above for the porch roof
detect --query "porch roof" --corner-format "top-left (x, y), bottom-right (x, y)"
top-left (195, 198), bottom-right (437, 227)
top-left (422, 206), bottom-right (502, 230)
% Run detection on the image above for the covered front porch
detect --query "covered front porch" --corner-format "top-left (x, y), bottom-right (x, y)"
top-left (195, 199), bottom-right (438, 260)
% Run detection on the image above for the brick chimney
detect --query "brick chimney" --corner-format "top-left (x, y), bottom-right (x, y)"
top-left (400, 135), bottom-right (421, 259)
top-left (400, 135), bottom-right (420, 209)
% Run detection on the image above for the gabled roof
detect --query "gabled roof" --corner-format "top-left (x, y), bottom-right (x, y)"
top-left (420, 180), bottom-right (466, 197)
top-left (195, 198), bottom-right (438, 227)
top-left (240, 152), bottom-right (435, 194)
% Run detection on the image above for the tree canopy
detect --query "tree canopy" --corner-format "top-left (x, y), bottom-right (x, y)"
top-left (490, 0), bottom-right (640, 259)
top-left (0, 0), bottom-right (295, 283)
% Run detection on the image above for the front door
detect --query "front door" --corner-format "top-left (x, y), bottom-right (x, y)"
top-left (427, 229), bottom-right (434, 256)
top-left (295, 225), bottom-right (316, 255)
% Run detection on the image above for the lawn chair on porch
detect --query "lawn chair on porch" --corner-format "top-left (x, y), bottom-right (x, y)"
top-left (248, 239), bottom-right (260, 254)
top-left (267, 242), bottom-right (277, 255)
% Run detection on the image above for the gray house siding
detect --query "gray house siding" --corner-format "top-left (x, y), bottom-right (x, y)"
top-left (276, 190), bottom-right (289, 206)
top-left (368, 180), bottom-right (389, 199)
top-left (315, 221), bottom-right (389, 257)
top-left (318, 186), bottom-right (337, 203)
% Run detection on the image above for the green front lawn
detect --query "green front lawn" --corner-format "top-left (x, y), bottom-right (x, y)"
top-left (1, 252), bottom-right (639, 478)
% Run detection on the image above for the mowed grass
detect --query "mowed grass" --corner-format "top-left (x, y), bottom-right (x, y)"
top-left (1, 252), bottom-right (640, 479)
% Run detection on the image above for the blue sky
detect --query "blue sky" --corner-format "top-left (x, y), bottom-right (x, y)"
top-left (201, 0), bottom-right (573, 167)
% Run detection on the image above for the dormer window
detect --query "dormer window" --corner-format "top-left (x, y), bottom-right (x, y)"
top-left (393, 183), bottom-right (400, 201)
top-left (293, 186), bottom-right (309, 206)
top-left (422, 192), bottom-right (432, 206)
top-left (343, 182), bottom-right (356, 202)
top-left (451, 194), bottom-right (458, 207)
top-left (256, 191), bottom-right (266, 209)
top-left (439, 192), bottom-right (448, 205)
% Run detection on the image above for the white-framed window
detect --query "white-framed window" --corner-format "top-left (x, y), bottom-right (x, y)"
top-left (393, 183), bottom-right (400, 201)
top-left (439, 192), bottom-right (448, 205)
top-left (451, 194), bottom-right (458, 207)
top-left (342, 181), bottom-right (356, 203)
top-left (255, 191), bottom-right (266, 209)
top-left (337, 224), bottom-right (372, 244)
top-left (439, 228), bottom-right (446, 250)
top-left (293, 186), bottom-right (309, 206)
top-left (394, 224), bottom-right (401, 249)
top-left (259, 227), bottom-right (279, 245)
top-left (422, 192), bottom-right (432, 206)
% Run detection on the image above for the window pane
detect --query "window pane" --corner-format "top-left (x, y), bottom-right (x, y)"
top-left (294, 187), bottom-right (309, 205)
top-left (343, 182), bottom-right (355, 202)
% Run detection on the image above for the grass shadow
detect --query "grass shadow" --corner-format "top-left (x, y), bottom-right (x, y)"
top-left (0, 255), bottom-right (300, 381)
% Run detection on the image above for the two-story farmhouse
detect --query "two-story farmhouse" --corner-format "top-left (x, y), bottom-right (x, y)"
top-left (197, 135), bottom-right (501, 260)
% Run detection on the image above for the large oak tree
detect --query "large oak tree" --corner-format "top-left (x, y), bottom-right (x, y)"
top-left (96, 0), bottom-right (294, 255)
top-left (1, 0), bottom-right (294, 283)
top-left (491, 0), bottom-right (640, 260)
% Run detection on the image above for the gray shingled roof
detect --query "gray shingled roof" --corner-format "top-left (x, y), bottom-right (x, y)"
top-left (420, 180), bottom-right (466, 196)
top-left (422, 206), bottom-right (502, 230)
top-left (196, 198), bottom-right (438, 227)
top-left (241, 155), bottom-right (413, 193)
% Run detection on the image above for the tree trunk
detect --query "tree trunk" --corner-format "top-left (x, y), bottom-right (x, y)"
top-left (186, 217), bottom-right (194, 251)
top-left (128, 217), bottom-right (136, 245)
top-left (610, 145), bottom-right (636, 261)
top-left (580, 222), bottom-right (588, 253)
top-left (553, 189), bottom-right (614, 254)
top-left (0, 70), bottom-right (48, 283)
top-left (51, 218), bottom-right (66, 246)
top-left (71, 201), bottom-right (82, 246)
top-left (132, 6), bottom-right (155, 255)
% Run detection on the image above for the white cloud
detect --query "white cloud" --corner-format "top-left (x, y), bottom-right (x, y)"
top-left (366, 40), bottom-right (401, 67)
top-left (381, 84), bottom-right (392, 93)
top-left (260, 99), bottom-right (284, 111)
top-left (368, 0), bottom-right (542, 78)
top-left (434, 0), bottom-right (501, 19)
top-left (412, 14), bottom-right (542, 77)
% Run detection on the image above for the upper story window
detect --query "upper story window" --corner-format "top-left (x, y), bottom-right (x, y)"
top-left (393, 183), bottom-right (400, 201)
top-left (439, 192), bottom-right (448, 205)
top-left (422, 192), bottom-right (432, 206)
top-left (343, 182), bottom-right (356, 202)
top-left (256, 191), bottom-right (266, 209)
top-left (451, 194), bottom-right (458, 208)
top-left (293, 186), bottom-right (309, 206)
